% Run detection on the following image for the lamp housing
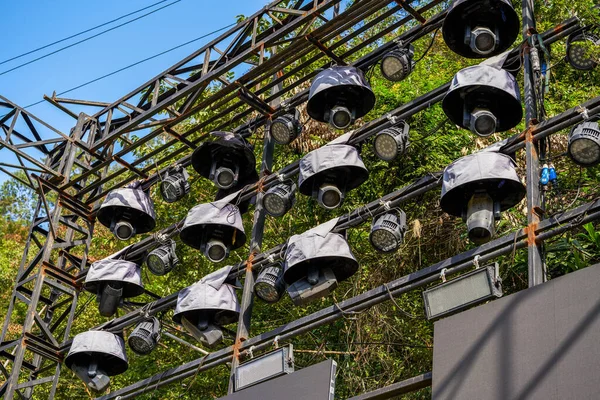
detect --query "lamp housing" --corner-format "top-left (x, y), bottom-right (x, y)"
top-left (235, 345), bottom-right (294, 391)
top-left (128, 317), bottom-right (161, 355)
top-left (566, 30), bottom-right (600, 71)
top-left (262, 182), bottom-right (296, 217)
top-left (254, 265), bottom-right (286, 303)
top-left (270, 112), bottom-right (303, 145)
top-left (146, 239), bottom-right (179, 276)
top-left (160, 165), bottom-right (190, 203)
top-left (373, 122), bottom-right (410, 161)
top-left (568, 121), bottom-right (600, 167)
top-left (369, 210), bottom-right (407, 253)
top-left (380, 44), bottom-right (415, 82)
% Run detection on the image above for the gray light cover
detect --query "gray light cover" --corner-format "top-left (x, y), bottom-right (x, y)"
top-left (442, 65), bottom-right (522, 132)
top-left (298, 144), bottom-right (369, 196)
top-left (65, 331), bottom-right (128, 376)
top-left (173, 265), bottom-right (240, 326)
top-left (191, 131), bottom-right (256, 181)
top-left (179, 201), bottom-right (247, 250)
top-left (307, 65), bottom-right (376, 122)
top-left (283, 230), bottom-right (359, 285)
top-left (83, 259), bottom-right (145, 298)
top-left (440, 151), bottom-right (525, 217)
top-left (96, 183), bottom-right (156, 234)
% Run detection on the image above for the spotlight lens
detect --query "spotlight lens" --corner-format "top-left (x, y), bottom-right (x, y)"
top-left (374, 133), bottom-right (398, 161)
top-left (263, 192), bottom-right (286, 217)
top-left (147, 253), bottom-right (166, 275)
top-left (129, 335), bottom-right (154, 355)
top-left (370, 228), bottom-right (398, 252)
top-left (570, 138), bottom-right (600, 165)
top-left (469, 227), bottom-right (492, 243)
top-left (271, 120), bottom-right (291, 144)
top-left (255, 281), bottom-right (279, 303)
top-left (216, 169), bottom-right (234, 188)
top-left (322, 188), bottom-right (341, 208)
top-left (474, 32), bottom-right (495, 53)
top-left (567, 35), bottom-right (599, 70)
top-left (160, 179), bottom-right (180, 203)
top-left (474, 114), bottom-right (496, 136)
top-left (381, 56), bottom-right (404, 81)
top-left (206, 241), bottom-right (227, 262)
top-left (331, 108), bottom-right (351, 129)
top-left (115, 221), bottom-right (134, 240)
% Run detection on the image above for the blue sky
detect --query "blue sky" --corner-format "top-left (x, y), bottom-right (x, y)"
top-left (0, 0), bottom-right (266, 183)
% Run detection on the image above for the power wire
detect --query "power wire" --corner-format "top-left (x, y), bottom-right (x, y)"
top-left (0, 0), bottom-right (174, 66)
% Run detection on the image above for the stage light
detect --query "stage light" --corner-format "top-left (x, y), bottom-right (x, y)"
top-left (262, 182), bottom-right (296, 217)
top-left (84, 259), bottom-right (145, 317)
top-left (370, 210), bottom-right (407, 253)
top-left (443, 65), bottom-right (522, 137)
top-left (128, 317), bottom-right (161, 355)
top-left (254, 265), bottom-right (285, 303)
top-left (442, 0), bottom-right (519, 58)
top-left (298, 144), bottom-right (369, 210)
top-left (235, 345), bottom-right (294, 391)
top-left (65, 331), bottom-right (128, 393)
top-left (97, 181), bottom-right (156, 241)
top-left (566, 31), bottom-right (599, 71)
top-left (180, 201), bottom-right (247, 263)
top-left (160, 165), bottom-right (190, 203)
top-left (146, 238), bottom-right (178, 276)
top-left (284, 231), bottom-right (359, 306)
top-left (373, 122), bottom-right (409, 161)
top-left (568, 121), bottom-right (600, 166)
top-left (271, 112), bottom-right (303, 145)
top-left (423, 263), bottom-right (502, 320)
top-left (307, 65), bottom-right (375, 129)
top-left (440, 152), bottom-right (525, 244)
top-left (381, 44), bottom-right (414, 82)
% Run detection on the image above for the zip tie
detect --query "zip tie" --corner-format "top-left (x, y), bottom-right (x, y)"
top-left (247, 346), bottom-right (255, 359)
top-left (267, 254), bottom-right (275, 264)
top-left (274, 336), bottom-right (280, 349)
top-left (440, 268), bottom-right (447, 283)
top-left (277, 173), bottom-right (285, 183)
top-left (473, 255), bottom-right (480, 269)
top-left (386, 114), bottom-right (398, 125)
top-left (577, 106), bottom-right (590, 120)
top-left (379, 200), bottom-right (391, 210)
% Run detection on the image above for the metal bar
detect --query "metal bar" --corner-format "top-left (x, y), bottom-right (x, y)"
top-left (347, 372), bottom-right (432, 400)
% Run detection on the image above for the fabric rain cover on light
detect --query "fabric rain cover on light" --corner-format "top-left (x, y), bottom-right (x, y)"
top-left (179, 201), bottom-right (246, 250)
top-left (96, 184), bottom-right (156, 234)
top-left (83, 259), bottom-right (144, 298)
top-left (191, 131), bottom-right (256, 180)
top-left (65, 331), bottom-right (128, 376)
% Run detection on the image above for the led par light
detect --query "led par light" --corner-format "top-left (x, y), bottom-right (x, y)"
top-left (369, 210), bottom-right (407, 253)
top-left (128, 317), bottom-right (161, 355)
top-left (423, 263), bottom-right (502, 320)
top-left (262, 182), bottom-right (296, 217)
top-left (566, 31), bottom-right (600, 71)
top-left (270, 111), bottom-right (303, 145)
top-left (307, 65), bottom-right (375, 129)
top-left (235, 345), bottom-right (294, 391)
top-left (568, 121), bottom-right (600, 166)
top-left (442, 0), bottom-right (519, 58)
top-left (201, 232), bottom-right (230, 263)
top-left (146, 239), bottom-right (178, 276)
top-left (160, 165), bottom-right (190, 203)
top-left (373, 122), bottom-right (410, 161)
top-left (467, 108), bottom-right (497, 137)
top-left (254, 265), bottom-right (286, 303)
top-left (65, 331), bottom-right (129, 393)
top-left (381, 44), bottom-right (414, 82)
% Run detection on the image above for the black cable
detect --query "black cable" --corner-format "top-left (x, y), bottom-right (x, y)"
top-left (413, 27), bottom-right (440, 64)
top-left (0, 0), bottom-right (183, 77)
top-left (0, 0), bottom-right (174, 66)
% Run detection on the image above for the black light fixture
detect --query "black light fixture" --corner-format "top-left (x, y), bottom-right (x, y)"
top-left (262, 181), bottom-right (296, 217)
top-left (369, 210), bottom-right (407, 253)
top-left (442, 65), bottom-right (522, 137)
top-left (128, 317), bottom-right (161, 355)
top-left (307, 65), bottom-right (376, 129)
top-left (298, 144), bottom-right (369, 210)
top-left (442, 0), bottom-right (519, 58)
top-left (440, 152), bottom-right (525, 244)
top-left (568, 121), bottom-right (600, 166)
top-left (381, 44), bottom-right (414, 82)
top-left (180, 201), bottom-right (247, 263)
top-left (566, 30), bottom-right (599, 71)
top-left (146, 238), bottom-right (179, 276)
top-left (65, 331), bottom-right (129, 393)
top-left (160, 164), bottom-right (190, 203)
top-left (373, 122), bottom-right (410, 161)
top-left (254, 265), bottom-right (286, 303)
top-left (270, 110), bottom-right (303, 145)
top-left (97, 181), bottom-right (156, 241)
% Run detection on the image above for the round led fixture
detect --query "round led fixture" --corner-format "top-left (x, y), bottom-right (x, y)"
top-left (262, 182), bottom-right (296, 217)
top-left (568, 121), bottom-right (600, 166)
top-left (128, 318), bottom-right (161, 355)
top-left (270, 113), bottom-right (303, 145)
top-left (373, 123), bottom-right (410, 161)
top-left (381, 45), bottom-right (414, 82)
top-left (566, 31), bottom-right (600, 71)
top-left (254, 266), bottom-right (285, 303)
top-left (369, 210), bottom-right (407, 253)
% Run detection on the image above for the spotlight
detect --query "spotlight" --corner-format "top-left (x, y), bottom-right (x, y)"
top-left (566, 31), bottom-right (600, 71)
top-left (146, 238), bottom-right (179, 276)
top-left (381, 44), bottom-right (414, 82)
top-left (202, 236), bottom-right (229, 263)
top-left (442, 0), bottom-right (519, 58)
top-left (568, 121), bottom-right (600, 166)
top-left (373, 122), bottom-right (410, 161)
top-left (270, 112), bottom-right (303, 145)
top-left (215, 169), bottom-right (259, 215)
top-left (128, 318), bottom-right (161, 355)
top-left (254, 265), bottom-right (285, 303)
top-left (160, 165), bottom-right (190, 203)
top-left (440, 152), bottom-right (525, 244)
top-left (65, 331), bottom-right (128, 393)
top-left (443, 65), bottom-right (522, 136)
top-left (370, 210), bottom-right (407, 253)
top-left (299, 144), bottom-right (369, 210)
top-left (97, 181), bottom-right (156, 241)
top-left (262, 182), bottom-right (296, 217)
top-left (423, 263), bottom-right (502, 320)
top-left (307, 65), bottom-right (376, 129)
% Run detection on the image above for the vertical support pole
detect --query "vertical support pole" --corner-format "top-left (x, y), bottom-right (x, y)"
top-left (522, 0), bottom-right (546, 287)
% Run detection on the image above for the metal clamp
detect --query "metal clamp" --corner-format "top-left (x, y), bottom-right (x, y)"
top-left (385, 114), bottom-right (398, 125)
top-left (273, 335), bottom-right (280, 349)
top-left (473, 255), bottom-right (480, 269)
top-left (577, 106), bottom-right (590, 121)
top-left (440, 268), bottom-right (447, 283)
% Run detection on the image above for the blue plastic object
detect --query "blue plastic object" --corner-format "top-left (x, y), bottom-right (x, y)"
top-left (540, 163), bottom-right (550, 185)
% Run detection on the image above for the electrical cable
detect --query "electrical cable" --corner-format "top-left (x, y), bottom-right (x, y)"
top-left (413, 27), bottom-right (440, 64)
top-left (0, 0), bottom-right (175, 66)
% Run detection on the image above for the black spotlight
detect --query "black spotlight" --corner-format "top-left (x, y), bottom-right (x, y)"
top-left (442, 65), bottom-right (522, 137)
top-left (160, 165), bottom-right (190, 203)
top-left (146, 238), bottom-right (179, 276)
top-left (254, 265), bottom-right (286, 303)
top-left (270, 110), bottom-right (303, 145)
top-left (381, 44), bottom-right (414, 82)
top-left (442, 0), bottom-right (519, 58)
top-left (568, 121), bottom-right (600, 166)
top-left (128, 317), bottom-right (161, 355)
top-left (262, 181), bottom-right (296, 217)
top-left (373, 122), bottom-right (410, 161)
top-left (370, 210), bottom-right (407, 253)
top-left (566, 30), bottom-right (600, 71)
top-left (307, 65), bottom-right (376, 129)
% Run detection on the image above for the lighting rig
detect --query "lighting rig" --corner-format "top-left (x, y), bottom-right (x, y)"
top-left (380, 43), bottom-right (415, 82)
top-left (370, 209), bottom-right (408, 253)
top-left (160, 164), bottom-right (191, 203)
top-left (270, 109), bottom-right (303, 145)
top-left (146, 236), bottom-right (179, 276)
top-left (373, 121), bottom-right (410, 161)
top-left (128, 317), bottom-right (162, 355)
top-left (254, 264), bottom-right (286, 303)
